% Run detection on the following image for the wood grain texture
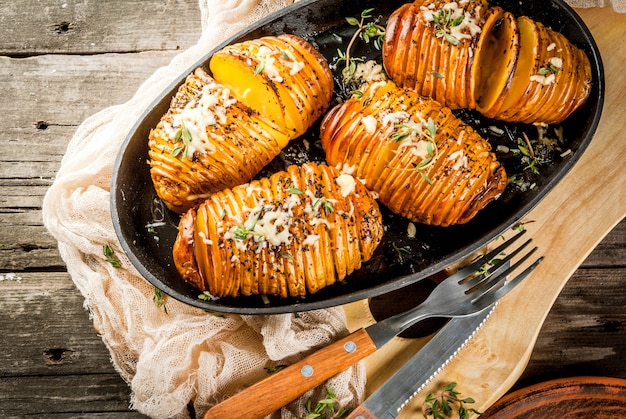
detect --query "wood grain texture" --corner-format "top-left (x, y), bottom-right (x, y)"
top-left (0, 1), bottom-right (624, 417)
top-left (0, 0), bottom-right (201, 56)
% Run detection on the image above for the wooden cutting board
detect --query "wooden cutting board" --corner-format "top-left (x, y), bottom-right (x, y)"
top-left (344, 6), bottom-right (626, 417)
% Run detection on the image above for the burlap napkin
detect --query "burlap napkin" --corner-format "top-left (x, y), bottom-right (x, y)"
top-left (42, 1), bottom-right (366, 418)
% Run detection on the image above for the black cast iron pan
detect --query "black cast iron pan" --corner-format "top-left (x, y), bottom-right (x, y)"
top-left (111, 0), bottom-right (604, 314)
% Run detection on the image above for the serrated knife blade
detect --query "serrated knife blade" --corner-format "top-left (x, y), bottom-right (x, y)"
top-left (347, 307), bottom-right (494, 419)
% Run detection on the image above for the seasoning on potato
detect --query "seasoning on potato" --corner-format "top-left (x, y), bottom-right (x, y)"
top-left (321, 79), bottom-right (507, 227)
top-left (172, 163), bottom-right (384, 299)
top-left (383, 0), bottom-right (592, 124)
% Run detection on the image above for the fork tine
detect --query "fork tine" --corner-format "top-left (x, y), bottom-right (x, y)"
top-left (463, 238), bottom-right (533, 293)
top-left (450, 229), bottom-right (528, 285)
top-left (472, 252), bottom-right (544, 305)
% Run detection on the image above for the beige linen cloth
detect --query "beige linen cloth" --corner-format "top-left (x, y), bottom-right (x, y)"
top-left (42, 0), bottom-right (621, 418)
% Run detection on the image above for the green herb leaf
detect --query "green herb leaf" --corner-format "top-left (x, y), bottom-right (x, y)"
top-left (279, 50), bottom-right (291, 61)
top-left (153, 287), bottom-right (167, 313)
top-left (361, 8), bottom-right (375, 19)
top-left (444, 32), bottom-right (460, 45)
top-left (345, 16), bottom-right (360, 26)
top-left (264, 364), bottom-right (288, 374)
top-left (423, 382), bottom-right (482, 419)
top-left (313, 197), bottom-right (334, 215)
top-left (198, 291), bottom-right (213, 301)
top-left (254, 62), bottom-right (265, 76)
top-left (170, 145), bottom-right (184, 157)
top-left (427, 117), bottom-right (437, 136)
top-left (452, 15), bottom-right (465, 27)
top-left (287, 184), bottom-right (304, 195)
top-left (103, 244), bottom-right (121, 268)
top-left (419, 170), bottom-right (433, 185)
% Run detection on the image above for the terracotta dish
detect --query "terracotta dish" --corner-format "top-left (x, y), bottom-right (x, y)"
top-left (482, 376), bottom-right (626, 418)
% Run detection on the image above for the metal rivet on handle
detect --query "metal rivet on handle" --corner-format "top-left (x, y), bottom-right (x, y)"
top-left (301, 365), bottom-right (314, 377)
top-left (343, 341), bottom-right (357, 353)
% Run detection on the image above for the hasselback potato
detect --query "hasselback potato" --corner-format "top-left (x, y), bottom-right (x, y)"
top-left (383, 0), bottom-right (592, 124)
top-left (210, 34), bottom-right (334, 139)
top-left (172, 163), bottom-right (383, 298)
top-left (149, 34), bottom-right (333, 213)
top-left (148, 68), bottom-right (290, 213)
top-left (320, 80), bottom-right (507, 227)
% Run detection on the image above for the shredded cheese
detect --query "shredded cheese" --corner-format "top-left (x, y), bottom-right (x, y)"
top-left (362, 114), bottom-right (377, 134)
top-left (336, 174), bottom-right (357, 197)
top-left (169, 81), bottom-right (238, 156)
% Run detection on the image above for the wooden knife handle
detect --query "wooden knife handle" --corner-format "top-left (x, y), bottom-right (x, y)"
top-left (346, 404), bottom-right (378, 419)
top-left (203, 328), bottom-right (377, 419)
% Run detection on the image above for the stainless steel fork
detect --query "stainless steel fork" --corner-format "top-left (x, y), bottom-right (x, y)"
top-left (204, 229), bottom-right (543, 419)
top-left (367, 228), bottom-right (543, 346)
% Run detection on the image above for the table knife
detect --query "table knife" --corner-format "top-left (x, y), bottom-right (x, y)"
top-left (347, 308), bottom-right (494, 418)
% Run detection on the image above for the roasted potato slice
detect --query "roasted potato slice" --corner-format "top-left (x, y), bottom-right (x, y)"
top-left (493, 19), bottom-right (591, 124)
top-left (148, 68), bottom-right (290, 213)
top-left (493, 15), bottom-right (539, 116)
top-left (473, 8), bottom-right (519, 117)
top-left (210, 34), bottom-right (333, 139)
top-left (383, 2), bottom-right (416, 87)
top-left (321, 80), bottom-right (507, 226)
top-left (172, 163), bottom-right (384, 298)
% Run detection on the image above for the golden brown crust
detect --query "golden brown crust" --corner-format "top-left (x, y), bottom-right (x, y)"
top-left (320, 80), bottom-right (507, 227)
top-left (172, 163), bottom-right (383, 298)
top-left (383, 0), bottom-right (592, 124)
top-left (148, 68), bottom-right (286, 214)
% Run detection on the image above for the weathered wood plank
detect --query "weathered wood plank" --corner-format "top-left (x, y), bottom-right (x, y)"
top-left (581, 219), bottom-right (626, 267)
top-left (0, 0), bottom-right (201, 56)
top-left (0, 374), bottom-right (146, 417)
top-left (0, 52), bottom-right (180, 159)
top-left (0, 273), bottom-right (117, 376)
top-left (0, 52), bottom-right (182, 270)
top-left (517, 267), bottom-right (626, 388)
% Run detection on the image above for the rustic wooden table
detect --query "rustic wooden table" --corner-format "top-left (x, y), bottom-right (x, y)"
top-left (0, 2), bottom-right (624, 417)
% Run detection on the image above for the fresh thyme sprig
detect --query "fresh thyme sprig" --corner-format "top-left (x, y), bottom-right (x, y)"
top-left (153, 287), bottom-right (168, 313)
top-left (430, 8), bottom-right (465, 46)
top-left (313, 196), bottom-right (334, 215)
top-left (287, 184), bottom-right (304, 195)
top-left (422, 382), bottom-right (482, 419)
top-left (539, 63), bottom-right (559, 75)
top-left (103, 244), bottom-right (121, 268)
top-left (170, 124), bottom-right (192, 158)
top-left (337, 8), bottom-right (385, 80)
top-left (254, 62), bottom-right (265, 76)
top-left (233, 219), bottom-right (263, 241)
top-left (390, 117), bottom-right (438, 184)
top-left (305, 386), bottom-right (351, 419)
top-left (393, 243), bottom-right (412, 263)
top-left (511, 133), bottom-right (540, 175)
top-left (264, 364), bottom-right (288, 374)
